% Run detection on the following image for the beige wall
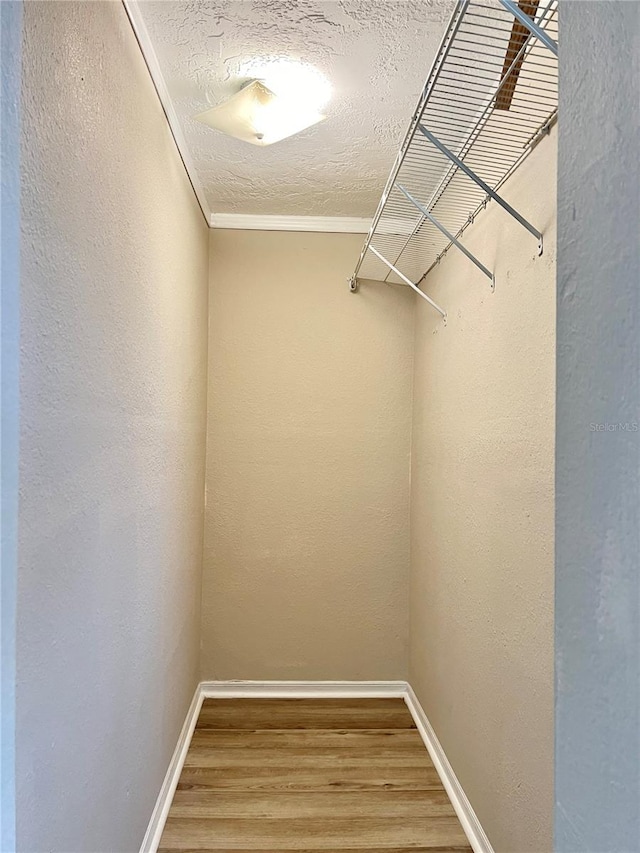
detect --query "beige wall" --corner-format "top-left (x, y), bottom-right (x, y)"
top-left (202, 230), bottom-right (413, 680)
top-left (409, 130), bottom-right (556, 852)
top-left (17, 3), bottom-right (208, 852)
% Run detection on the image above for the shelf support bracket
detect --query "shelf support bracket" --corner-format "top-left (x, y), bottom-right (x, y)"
top-left (368, 246), bottom-right (447, 319)
top-left (397, 184), bottom-right (495, 288)
top-left (498, 0), bottom-right (558, 56)
top-left (419, 124), bottom-right (543, 254)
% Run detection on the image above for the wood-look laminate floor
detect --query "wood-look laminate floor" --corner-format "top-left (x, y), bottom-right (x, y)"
top-left (158, 698), bottom-right (472, 852)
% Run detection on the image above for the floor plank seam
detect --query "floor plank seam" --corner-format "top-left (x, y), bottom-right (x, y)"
top-left (157, 698), bottom-right (473, 852)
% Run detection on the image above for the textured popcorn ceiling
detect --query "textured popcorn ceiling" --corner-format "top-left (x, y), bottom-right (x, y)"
top-left (136, 0), bottom-right (455, 217)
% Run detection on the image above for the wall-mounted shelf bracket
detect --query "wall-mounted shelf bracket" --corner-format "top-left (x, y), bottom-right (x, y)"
top-left (397, 184), bottom-right (495, 290)
top-left (368, 246), bottom-right (447, 320)
top-left (418, 125), bottom-right (543, 255)
top-left (499, 0), bottom-right (558, 56)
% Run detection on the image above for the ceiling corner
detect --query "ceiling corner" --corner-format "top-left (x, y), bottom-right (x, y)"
top-left (122, 0), bottom-right (212, 225)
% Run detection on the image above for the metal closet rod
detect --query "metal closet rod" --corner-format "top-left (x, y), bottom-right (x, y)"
top-left (416, 111), bottom-right (557, 284)
top-left (408, 1), bottom-right (557, 238)
top-left (350, 0), bottom-right (470, 282)
top-left (386, 1), bottom-right (550, 273)
top-left (351, 0), bottom-right (558, 291)
top-left (382, 29), bottom-right (538, 283)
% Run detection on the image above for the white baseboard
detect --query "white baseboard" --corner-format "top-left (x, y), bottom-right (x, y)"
top-left (140, 679), bottom-right (492, 853)
top-left (200, 679), bottom-right (408, 698)
top-left (139, 683), bottom-right (204, 853)
top-left (404, 684), bottom-right (494, 853)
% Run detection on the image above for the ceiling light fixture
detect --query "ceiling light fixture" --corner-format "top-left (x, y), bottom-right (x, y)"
top-left (195, 60), bottom-right (331, 147)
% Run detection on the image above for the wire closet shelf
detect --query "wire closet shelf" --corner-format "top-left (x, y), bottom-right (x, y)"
top-left (349, 0), bottom-right (558, 317)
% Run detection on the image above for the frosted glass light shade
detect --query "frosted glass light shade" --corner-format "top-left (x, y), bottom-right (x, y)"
top-left (195, 80), bottom-right (325, 146)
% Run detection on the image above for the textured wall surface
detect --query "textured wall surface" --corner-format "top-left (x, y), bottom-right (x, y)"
top-left (135, 0), bottom-right (454, 216)
top-left (17, 4), bottom-right (208, 852)
top-left (1, 4), bottom-right (22, 849)
top-left (409, 131), bottom-right (556, 852)
top-left (555, 4), bottom-right (640, 850)
top-left (202, 230), bottom-right (413, 679)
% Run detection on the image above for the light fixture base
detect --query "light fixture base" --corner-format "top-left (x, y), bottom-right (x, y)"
top-left (195, 80), bottom-right (325, 146)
